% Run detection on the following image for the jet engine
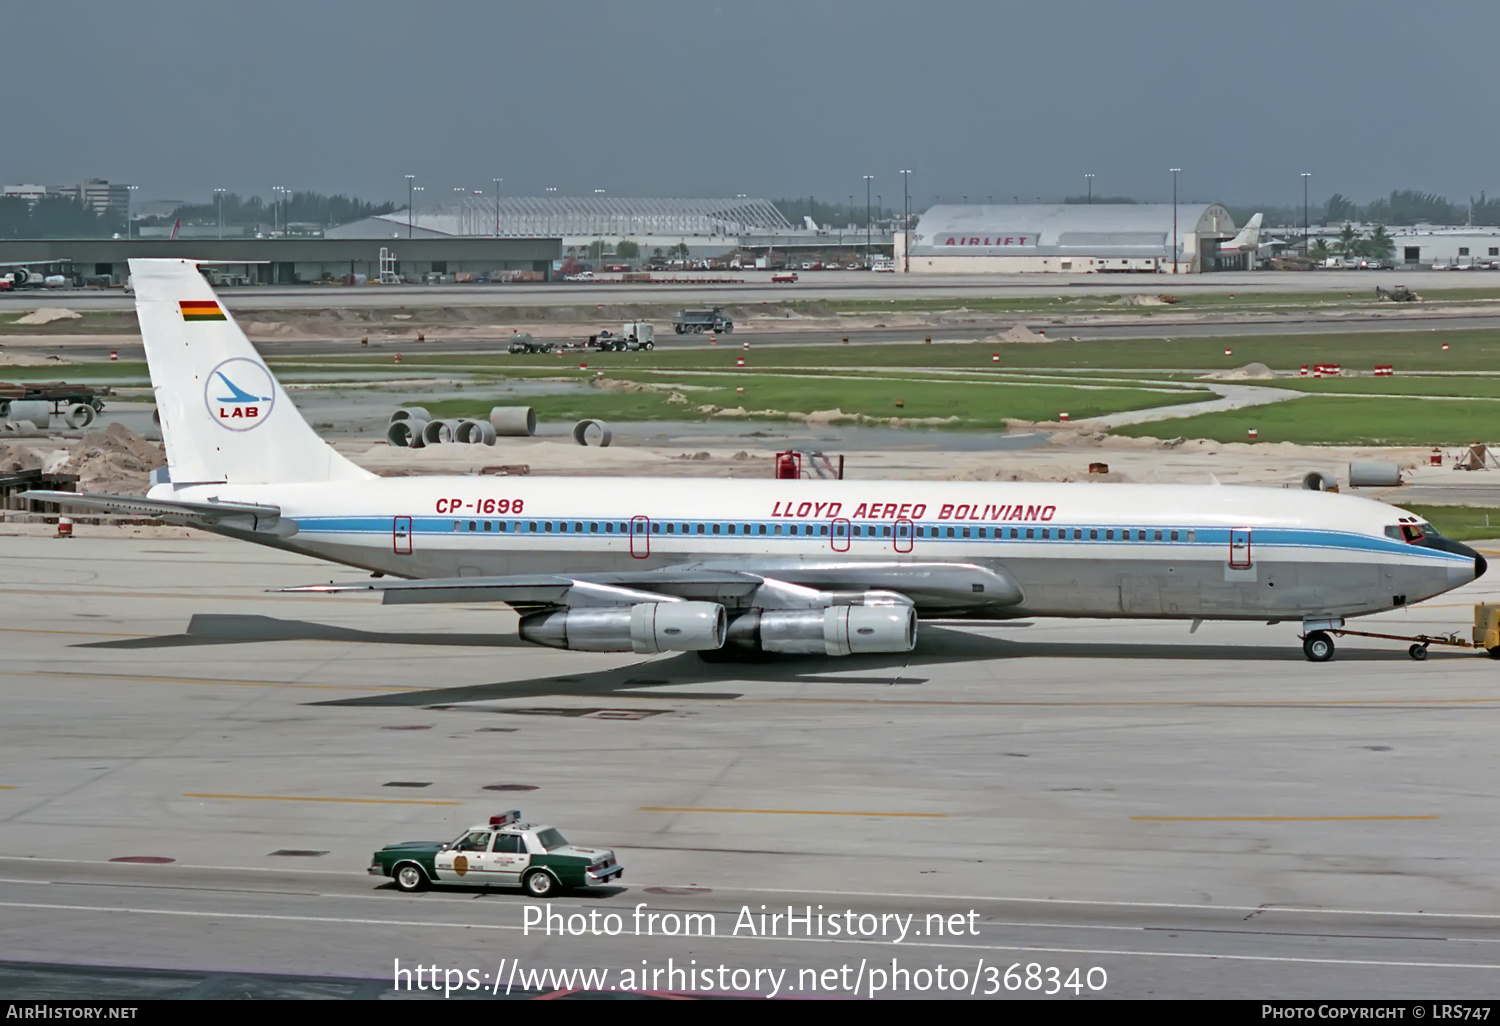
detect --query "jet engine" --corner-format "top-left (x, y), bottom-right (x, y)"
top-left (726, 603), bottom-right (918, 656)
top-left (519, 601), bottom-right (726, 653)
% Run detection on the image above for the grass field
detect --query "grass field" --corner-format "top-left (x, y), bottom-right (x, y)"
top-left (419, 376), bottom-right (1205, 428)
top-left (1113, 395), bottom-right (1500, 446)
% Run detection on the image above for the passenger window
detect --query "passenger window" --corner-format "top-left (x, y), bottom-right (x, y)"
top-left (819, 525), bottom-right (828, 536)
top-left (605, 522), bottom-right (613, 533)
top-left (483, 521), bottom-right (491, 531)
top-left (962, 527), bottom-right (971, 538)
top-left (666, 523), bottom-right (675, 534)
top-left (1170, 530), bottom-right (1179, 541)
top-left (1089, 529), bottom-right (1098, 540)
top-left (1073, 529), bottom-right (1082, 540)
top-left (759, 525), bottom-right (767, 535)
top-left (774, 525), bottom-right (783, 535)
top-left (1009, 528), bottom-right (1018, 539)
top-left (590, 522), bottom-right (597, 532)
top-left (452, 521), bottom-right (460, 531)
top-left (713, 524), bottom-right (721, 535)
top-left (883, 526), bottom-right (892, 537)
top-left (574, 522), bottom-right (582, 533)
top-left (728, 524), bottom-right (736, 535)
top-left (681, 523), bottom-right (689, 534)
top-left (1026, 528), bottom-right (1034, 539)
top-left (528, 521), bottom-right (537, 532)
top-left (1040, 528), bottom-right (1049, 540)
top-left (651, 522), bottom-right (660, 533)
top-left (1187, 530), bottom-right (1196, 542)
top-left (468, 521), bottom-right (477, 531)
top-left (1154, 530), bottom-right (1163, 541)
top-left (1105, 530), bottom-right (1114, 540)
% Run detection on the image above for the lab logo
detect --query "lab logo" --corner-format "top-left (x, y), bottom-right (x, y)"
top-left (204, 358), bottom-right (275, 431)
top-left (453, 855), bottom-right (469, 876)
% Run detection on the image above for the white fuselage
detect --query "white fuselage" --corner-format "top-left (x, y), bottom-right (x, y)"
top-left (157, 476), bottom-right (1477, 621)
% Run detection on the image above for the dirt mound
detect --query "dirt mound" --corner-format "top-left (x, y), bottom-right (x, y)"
top-left (983, 324), bottom-right (1049, 344)
top-left (0, 351), bottom-right (71, 366)
top-left (1200, 362), bottom-right (1274, 380)
top-left (55, 422), bottom-right (164, 493)
top-left (14, 307), bottom-right (82, 325)
top-left (0, 441), bottom-right (44, 473)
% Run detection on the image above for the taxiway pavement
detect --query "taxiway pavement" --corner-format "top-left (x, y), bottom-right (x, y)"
top-left (2, 529), bottom-right (1500, 998)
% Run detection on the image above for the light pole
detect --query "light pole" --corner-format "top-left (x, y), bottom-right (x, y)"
top-left (410, 186), bottom-right (423, 236)
top-left (405, 175), bottom-right (415, 238)
top-left (1301, 172), bottom-right (1312, 256)
top-left (453, 187), bottom-right (466, 234)
top-left (1170, 168), bottom-right (1181, 274)
top-left (213, 188), bottom-right (226, 240)
top-left (492, 178), bottom-right (502, 236)
top-left (863, 175), bottom-right (874, 265)
top-left (545, 186), bottom-right (557, 238)
top-left (1084, 173), bottom-right (1094, 205)
top-left (125, 184), bottom-right (137, 238)
top-left (900, 169), bottom-right (912, 273)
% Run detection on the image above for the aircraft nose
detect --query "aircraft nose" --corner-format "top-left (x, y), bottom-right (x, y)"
top-left (1475, 548), bottom-right (1488, 580)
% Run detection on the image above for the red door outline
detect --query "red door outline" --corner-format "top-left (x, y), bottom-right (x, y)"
top-left (630, 516), bottom-right (650, 559)
top-left (830, 518), bottom-right (850, 553)
top-left (894, 517), bottom-right (914, 554)
top-left (393, 515), bottom-right (413, 555)
top-left (1229, 528), bottom-right (1252, 569)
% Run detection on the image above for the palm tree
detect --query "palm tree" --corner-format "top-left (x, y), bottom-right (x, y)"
top-left (1309, 238), bottom-right (1331, 263)
top-left (1333, 223), bottom-right (1361, 256)
top-left (1365, 224), bottom-right (1395, 258)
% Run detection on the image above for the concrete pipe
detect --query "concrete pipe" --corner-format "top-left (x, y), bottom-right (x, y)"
top-left (1302, 471), bottom-right (1339, 492)
top-left (386, 420), bottom-right (418, 447)
top-left (0, 401), bottom-right (8, 419)
top-left (65, 403), bottom-right (96, 429)
top-left (1348, 461), bottom-right (1402, 488)
top-left (8, 400), bottom-right (49, 429)
top-left (421, 418), bottom-right (459, 445)
top-left (489, 406), bottom-right (537, 437)
top-left (455, 419), bottom-right (497, 445)
top-left (389, 406), bottom-right (431, 425)
top-left (572, 419), bottom-right (613, 447)
top-left (4, 420), bottom-right (39, 436)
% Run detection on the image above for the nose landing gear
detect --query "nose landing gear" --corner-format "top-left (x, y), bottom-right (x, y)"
top-left (1302, 630), bottom-right (1335, 662)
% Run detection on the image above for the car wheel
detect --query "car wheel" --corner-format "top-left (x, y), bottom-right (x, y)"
top-left (644, 341), bottom-right (653, 351)
top-left (523, 869), bottom-right (558, 897)
top-left (394, 863), bottom-right (428, 892)
top-left (1302, 630), bottom-right (1335, 663)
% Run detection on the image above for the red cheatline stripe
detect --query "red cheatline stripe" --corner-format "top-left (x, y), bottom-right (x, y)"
top-left (179, 301), bottom-right (220, 310)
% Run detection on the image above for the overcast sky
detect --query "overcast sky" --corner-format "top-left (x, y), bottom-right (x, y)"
top-left (5, 0), bottom-right (1497, 210)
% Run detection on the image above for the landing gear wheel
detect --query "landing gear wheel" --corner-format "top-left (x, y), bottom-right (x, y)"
top-left (1408, 643), bottom-right (1429, 661)
top-left (394, 863), bottom-right (428, 892)
top-left (1303, 630), bottom-right (1335, 662)
top-left (523, 869), bottom-right (557, 897)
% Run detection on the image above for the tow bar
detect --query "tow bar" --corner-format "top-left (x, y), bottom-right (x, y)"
top-left (1300, 605), bottom-right (1500, 661)
top-left (1326, 626), bottom-right (1475, 661)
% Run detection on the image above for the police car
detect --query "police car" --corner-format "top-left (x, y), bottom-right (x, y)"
top-left (368, 810), bottom-right (623, 897)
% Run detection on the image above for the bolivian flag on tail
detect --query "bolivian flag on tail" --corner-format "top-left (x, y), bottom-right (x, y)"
top-left (179, 300), bottom-right (227, 322)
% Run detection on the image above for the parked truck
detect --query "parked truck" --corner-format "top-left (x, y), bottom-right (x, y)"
top-left (672, 307), bottom-right (734, 335)
top-left (507, 332), bottom-right (556, 354)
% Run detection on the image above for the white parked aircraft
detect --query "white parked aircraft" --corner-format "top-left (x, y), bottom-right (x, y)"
top-left (1216, 212), bottom-right (1263, 253)
top-left (26, 259), bottom-right (1486, 663)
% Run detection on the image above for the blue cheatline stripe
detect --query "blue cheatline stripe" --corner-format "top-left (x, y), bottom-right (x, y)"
top-left (288, 516), bottom-right (1472, 564)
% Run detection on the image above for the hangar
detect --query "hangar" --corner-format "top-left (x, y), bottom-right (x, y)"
top-left (896, 203), bottom-right (1240, 274)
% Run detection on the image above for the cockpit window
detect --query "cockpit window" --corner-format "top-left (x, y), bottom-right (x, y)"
top-left (1388, 523), bottom-right (1428, 543)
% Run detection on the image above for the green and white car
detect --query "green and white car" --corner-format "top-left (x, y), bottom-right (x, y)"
top-left (368, 810), bottom-right (623, 897)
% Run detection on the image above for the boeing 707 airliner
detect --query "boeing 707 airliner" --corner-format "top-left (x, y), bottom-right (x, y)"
top-left (26, 259), bottom-right (1486, 663)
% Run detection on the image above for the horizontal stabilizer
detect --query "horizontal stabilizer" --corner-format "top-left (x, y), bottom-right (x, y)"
top-left (20, 490), bottom-right (295, 535)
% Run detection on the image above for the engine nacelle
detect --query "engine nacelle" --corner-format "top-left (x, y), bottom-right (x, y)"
top-left (754, 605), bottom-right (918, 656)
top-left (519, 601), bottom-right (726, 653)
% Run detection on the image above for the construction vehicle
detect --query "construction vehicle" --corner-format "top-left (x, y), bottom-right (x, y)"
top-left (506, 332), bottom-right (556, 355)
top-left (672, 307), bottom-right (733, 335)
top-left (1376, 284), bottom-right (1420, 303)
top-left (588, 322), bottom-right (655, 352)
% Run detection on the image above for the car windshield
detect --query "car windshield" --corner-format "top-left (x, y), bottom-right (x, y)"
top-left (536, 828), bottom-right (569, 851)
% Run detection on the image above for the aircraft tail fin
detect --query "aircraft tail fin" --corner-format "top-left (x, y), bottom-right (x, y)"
top-left (803, 215), bottom-right (820, 231)
top-left (129, 258), bottom-right (373, 487)
top-left (1224, 213), bottom-right (1263, 250)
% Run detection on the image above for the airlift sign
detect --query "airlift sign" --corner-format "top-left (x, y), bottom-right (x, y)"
top-left (204, 357), bottom-right (276, 430)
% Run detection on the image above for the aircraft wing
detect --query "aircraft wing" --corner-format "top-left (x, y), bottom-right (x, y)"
top-left (280, 561), bottom-right (1021, 611)
top-left (19, 490), bottom-right (295, 536)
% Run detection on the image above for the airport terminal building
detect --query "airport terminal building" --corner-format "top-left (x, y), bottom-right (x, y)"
top-left (897, 203), bottom-right (1241, 273)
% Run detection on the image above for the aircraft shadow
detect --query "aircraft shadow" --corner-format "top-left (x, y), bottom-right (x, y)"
top-left (311, 625), bottom-right (1420, 709)
top-left (77, 613), bottom-right (534, 650)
